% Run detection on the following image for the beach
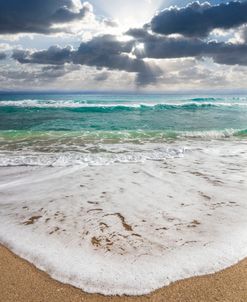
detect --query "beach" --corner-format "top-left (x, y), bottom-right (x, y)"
top-left (1, 244), bottom-right (247, 302)
top-left (1, 139), bottom-right (247, 296)
top-left (1, 0), bottom-right (247, 298)
top-left (0, 93), bottom-right (247, 298)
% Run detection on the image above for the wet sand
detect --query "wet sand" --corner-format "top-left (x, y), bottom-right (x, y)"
top-left (1, 244), bottom-right (247, 302)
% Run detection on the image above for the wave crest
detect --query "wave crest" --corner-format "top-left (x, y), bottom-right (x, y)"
top-left (0, 99), bottom-right (247, 110)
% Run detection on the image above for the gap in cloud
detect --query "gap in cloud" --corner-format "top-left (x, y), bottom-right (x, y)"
top-left (89, 0), bottom-right (164, 32)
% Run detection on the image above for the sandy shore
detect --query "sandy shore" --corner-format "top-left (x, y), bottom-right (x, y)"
top-left (0, 244), bottom-right (247, 302)
top-left (1, 144), bottom-right (247, 298)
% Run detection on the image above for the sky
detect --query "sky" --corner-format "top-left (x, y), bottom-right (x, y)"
top-left (0, 0), bottom-right (247, 92)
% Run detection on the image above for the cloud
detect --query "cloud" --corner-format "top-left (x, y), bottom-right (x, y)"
top-left (12, 46), bottom-right (73, 65)
top-left (128, 29), bottom-right (247, 66)
top-left (0, 64), bottom-right (79, 87)
top-left (241, 26), bottom-right (247, 42)
top-left (150, 1), bottom-right (247, 37)
top-left (0, 0), bottom-right (92, 34)
top-left (94, 72), bottom-right (109, 81)
top-left (155, 58), bottom-right (229, 87)
top-left (40, 64), bottom-right (80, 79)
top-left (211, 42), bottom-right (247, 66)
top-left (0, 52), bottom-right (6, 60)
top-left (102, 19), bottom-right (119, 28)
top-left (11, 28), bottom-right (247, 88)
top-left (12, 35), bottom-right (162, 86)
top-left (6, 0), bottom-right (247, 89)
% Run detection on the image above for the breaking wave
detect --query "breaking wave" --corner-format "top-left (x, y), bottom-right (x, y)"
top-left (1, 99), bottom-right (247, 111)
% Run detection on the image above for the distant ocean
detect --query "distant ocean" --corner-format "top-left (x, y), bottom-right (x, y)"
top-left (0, 92), bottom-right (247, 166)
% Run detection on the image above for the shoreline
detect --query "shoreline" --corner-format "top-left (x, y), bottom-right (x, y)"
top-left (1, 243), bottom-right (247, 302)
top-left (1, 149), bottom-right (247, 295)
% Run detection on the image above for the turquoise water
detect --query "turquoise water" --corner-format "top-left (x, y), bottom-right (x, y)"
top-left (0, 92), bottom-right (247, 165)
top-left (0, 93), bottom-right (247, 134)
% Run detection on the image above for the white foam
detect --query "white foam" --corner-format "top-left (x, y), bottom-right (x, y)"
top-left (0, 140), bottom-right (247, 295)
top-left (0, 146), bottom-right (186, 167)
top-left (0, 99), bottom-right (247, 108)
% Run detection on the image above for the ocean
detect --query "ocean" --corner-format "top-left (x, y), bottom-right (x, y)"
top-left (0, 92), bottom-right (247, 295)
top-left (0, 92), bottom-right (247, 166)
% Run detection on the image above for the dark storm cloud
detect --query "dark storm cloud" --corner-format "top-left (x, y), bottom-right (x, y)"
top-left (150, 1), bottom-right (247, 37)
top-left (0, 52), bottom-right (6, 60)
top-left (12, 35), bottom-right (162, 86)
top-left (12, 46), bottom-right (73, 65)
top-left (0, 0), bottom-right (91, 34)
top-left (210, 42), bottom-right (247, 66)
top-left (72, 35), bottom-right (161, 86)
top-left (127, 29), bottom-right (247, 66)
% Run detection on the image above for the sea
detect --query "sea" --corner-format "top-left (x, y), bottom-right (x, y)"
top-left (0, 92), bottom-right (247, 166)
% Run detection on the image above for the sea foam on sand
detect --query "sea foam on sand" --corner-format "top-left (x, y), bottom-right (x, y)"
top-left (0, 140), bottom-right (247, 295)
